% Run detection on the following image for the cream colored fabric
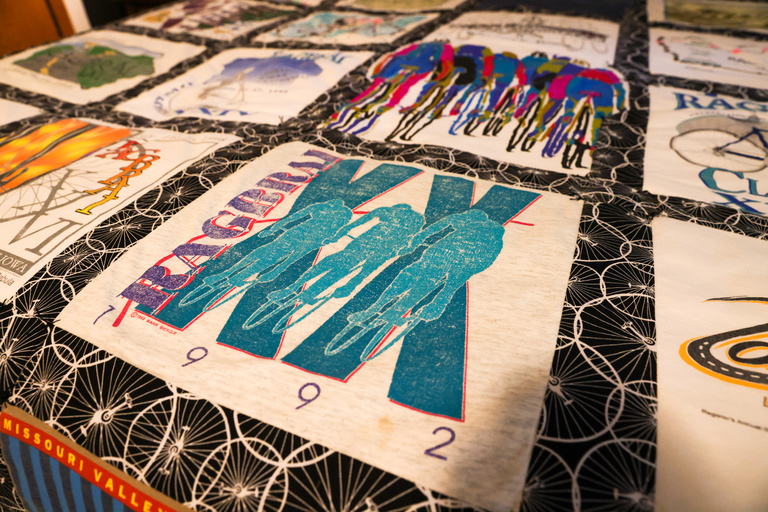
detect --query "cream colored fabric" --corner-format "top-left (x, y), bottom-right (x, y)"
top-left (57, 141), bottom-right (582, 512)
top-left (649, 28), bottom-right (768, 89)
top-left (654, 217), bottom-right (768, 511)
top-left (255, 11), bottom-right (439, 46)
top-left (125, 1), bottom-right (299, 41)
top-left (0, 99), bottom-right (42, 126)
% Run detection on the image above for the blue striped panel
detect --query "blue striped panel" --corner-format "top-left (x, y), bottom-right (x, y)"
top-left (56, 458), bottom-right (78, 512)
top-left (6, 437), bottom-right (39, 512)
top-left (90, 484), bottom-right (106, 512)
top-left (68, 464), bottom-right (88, 512)
top-left (29, 443), bottom-right (54, 511)
top-left (49, 458), bottom-right (72, 512)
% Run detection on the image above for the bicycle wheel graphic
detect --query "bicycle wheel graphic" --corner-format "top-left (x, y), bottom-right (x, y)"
top-left (12, 277), bottom-right (76, 323)
top-left (191, 438), bottom-right (287, 512)
top-left (520, 444), bottom-right (574, 512)
top-left (0, 167), bottom-right (89, 222)
top-left (0, 315), bottom-right (49, 392)
top-left (123, 394), bottom-right (231, 504)
top-left (53, 358), bottom-right (166, 459)
top-left (574, 440), bottom-right (655, 512)
top-left (670, 129), bottom-right (767, 172)
top-left (539, 342), bottom-right (623, 442)
top-left (283, 451), bottom-right (426, 512)
top-left (606, 381), bottom-right (656, 443)
top-left (10, 340), bottom-right (76, 422)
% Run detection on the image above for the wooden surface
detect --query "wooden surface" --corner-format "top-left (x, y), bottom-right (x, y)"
top-left (0, 0), bottom-right (75, 57)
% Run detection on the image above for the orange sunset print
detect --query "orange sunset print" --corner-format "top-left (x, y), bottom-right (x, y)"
top-left (0, 119), bottom-right (130, 194)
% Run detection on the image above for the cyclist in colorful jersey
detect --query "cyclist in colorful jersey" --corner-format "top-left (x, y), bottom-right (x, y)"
top-left (543, 68), bottom-right (625, 167)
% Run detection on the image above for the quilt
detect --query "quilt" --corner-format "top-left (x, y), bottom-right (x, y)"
top-left (0, 0), bottom-right (767, 511)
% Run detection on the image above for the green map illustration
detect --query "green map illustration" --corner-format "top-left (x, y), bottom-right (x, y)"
top-left (15, 43), bottom-right (155, 89)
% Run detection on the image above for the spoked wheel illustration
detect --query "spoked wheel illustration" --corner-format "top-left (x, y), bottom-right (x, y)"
top-left (575, 440), bottom-right (655, 512)
top-left (191, 438), bottom-right (287, 512)
top-left (671, 129), bottom-right (768, 172)
top-left (0, 315), bottom-right (49, 392)
top-left (11, 340), bottom-right (76, 422)
top-left (54, 359), bottom-right (166, 459)
top-left (520, 444), bottom-right (574, 512)
top-left (124, 394), bottom-right (231, 503)
top-left (670, 116), bottom-right (768, 172)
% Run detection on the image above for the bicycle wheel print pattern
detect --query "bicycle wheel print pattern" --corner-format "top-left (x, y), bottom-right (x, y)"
top-left (606, 381), bottom-right (657, 443)
top-left (283, 451), bottom-right (433, 512)
top-left (9, 340), bottom-right (77, 422)
top-left (11, 277), bottom-right (75, 324)
top-left (52, 358), bottom-right (169, 459)
top-left (124, 394), bottom-right (230, 503)
top-left (233, 412), bottom-right (323, 464)
top-left (0, 315), bottom-right (49, 394)
top-left (520, 444), bottom-right (574, 512)
top-left (575, 296), bottom-right (657, 383)
top-left (191, 438), bottom-right (287, 512)
top-left (671, 129), bottom-right (767, 173)
top-left (539, 342), bottom-right (623, 442)
top-left (574, 440), bottom-right (655, 512)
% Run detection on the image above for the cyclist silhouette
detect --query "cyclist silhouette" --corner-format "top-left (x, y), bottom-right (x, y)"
top-left (179, 199), bottom-right (353, 311)
top-left (244, 204), bottom-right (425, 331)
top-left (325, 208), bottom-right (504, 361)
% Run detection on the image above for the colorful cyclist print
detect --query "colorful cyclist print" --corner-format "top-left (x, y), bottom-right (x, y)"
top-left (325, 42), bottom-right (626, 170)
top-left (118, 152), bottom-right (542, 420)
top-left (656, 34), bottom-right (768, 77)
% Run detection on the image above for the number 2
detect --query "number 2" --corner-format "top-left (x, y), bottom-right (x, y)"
top-left (424, 427), bottom-right (455, 461)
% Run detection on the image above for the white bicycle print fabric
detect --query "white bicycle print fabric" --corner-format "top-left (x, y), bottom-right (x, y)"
top-left (0, 31), bottom-right (204, 105)
top-left (117, 49), bottom-right (373, 124)
top-left (649, 27), bottom-right (768, 89)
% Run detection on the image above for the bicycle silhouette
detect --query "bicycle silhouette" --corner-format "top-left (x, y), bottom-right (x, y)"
top-left (670, 115), bottom-right (768, 173)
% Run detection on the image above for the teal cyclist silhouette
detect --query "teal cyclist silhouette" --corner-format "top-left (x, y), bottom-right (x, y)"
top-left (326, 208), bottom-right (504, 362)
top-left (179, 199), bottom-right (353, 311)
top-left (244, 203), bottom-right (426, 331)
